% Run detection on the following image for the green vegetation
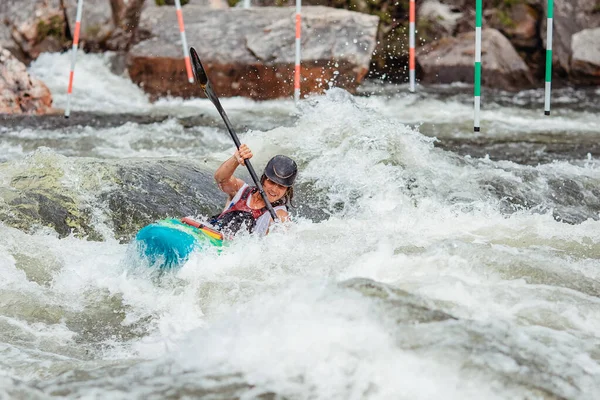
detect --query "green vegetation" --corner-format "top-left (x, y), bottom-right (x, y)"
top-left (36, 15), bottom-right (65, 44)
top-left (496, 8), bottom-right (516, 29)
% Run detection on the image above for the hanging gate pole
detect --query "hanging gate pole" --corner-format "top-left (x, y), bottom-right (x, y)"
top-left (175, 0), bottom-right (194, 83)
top-left (544, 0), bottom-right (554, 116)
top-left (474, 0), bottom-right (482, 132)
top-left (409, 0), bottom-right (416, 93)
top-left (65, 0), bottom-right (84, 118)
top-left (294, 0), bottom-right (302, 103)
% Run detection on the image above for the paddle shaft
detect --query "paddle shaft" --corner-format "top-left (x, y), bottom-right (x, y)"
top-left (189, 47), bottom-right (279, 221)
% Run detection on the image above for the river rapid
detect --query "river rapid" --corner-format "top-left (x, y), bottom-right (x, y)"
top-left (1, 52), bottom-right (599, 399)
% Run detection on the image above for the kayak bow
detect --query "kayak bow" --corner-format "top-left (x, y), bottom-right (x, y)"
top-left (135, 218), bottom-right (223, 269)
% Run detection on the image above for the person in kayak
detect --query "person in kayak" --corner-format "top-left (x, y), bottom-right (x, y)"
top-left (210, 144), bottom-right (297, 236)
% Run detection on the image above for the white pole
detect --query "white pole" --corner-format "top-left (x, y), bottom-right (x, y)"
top-left (294, 0), bottom-right (302, 103)
top-left (175, 0), bottom-right (193, 83)
top-left (65, 0), bottom-right (84, 118)
top-left (544, 0), bottom-right (554, 115)
top-left (474, 0), bottom-right (482, 132)
top-left (409, 0), bottom-right (415, 92)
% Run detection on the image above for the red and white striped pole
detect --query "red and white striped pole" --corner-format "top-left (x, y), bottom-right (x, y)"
top-left (175, 0), bottom-right (193, 83)
top-left (65, 0), bottom-right (84, 118)
top-left (409, 0), bottom-right (415, 92)
top-left (294, 0), bottom-right (302, 103)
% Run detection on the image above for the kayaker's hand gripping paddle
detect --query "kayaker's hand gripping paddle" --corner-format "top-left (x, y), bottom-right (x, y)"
top-left (189, 47), bottom-right (279, 221)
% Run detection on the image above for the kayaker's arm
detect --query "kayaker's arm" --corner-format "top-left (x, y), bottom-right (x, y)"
top-left (265, 208), bottom-right (290, 235)
top-left (214, 144), bottom-right (253, 198)
top-left (275, 208), bottom-right (289, 222)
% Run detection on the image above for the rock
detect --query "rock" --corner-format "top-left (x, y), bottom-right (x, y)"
top-left (0, 47), bottom-right (54, 114)
top-left (145, 0), bottom-right (229, 10)
top-left (570, 28), bottom-right (600, 84)
top-left (63, 0), bottom-right (113, 48)
top-left (541, 0), bottom-right (600, 75)
top-left (490, 3), bottom-right (539, 49)
top-left (0, 149), bottom-right (225, 241)
top-left (128, 5), bottom-right (379, 99)
top-left (419, 0), bottom-right (463, 39)
top-left (418, 28), bottom-right (534, 91)
top-left (486, 3), bottom-right (542, 77)
top-left (1, 0), bottom-right (67, 60)
top-left (103, 159), bottom-right (225, 241)
top-left (0, 18), bottom-right (21, 59)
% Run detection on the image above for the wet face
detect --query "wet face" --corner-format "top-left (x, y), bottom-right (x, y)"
top-left (263, 178), bottom-right (288, 203)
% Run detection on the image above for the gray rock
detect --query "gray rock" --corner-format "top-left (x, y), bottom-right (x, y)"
top-left (0, 20), bottom-right (15, 52)
top-left (570, 27), bottom-right (600, 84)
top-left (0, 0), bottom-right (66, 60)
top-left (144, 0), bottom-right (229, 11)
top-left (541, 0), bottom-right (600, 75)
top-left (491, 3), bottom-right (539, 49)
top-left (419, 0), bottom-right (463, 38)
top-left (0, 151), bottom-right (225, 241)
top-left (418, 28), bottom-right (534, 91)
top-left (63, 0), bottom-right (113, 45)
top-left (128, 5), bottom-right (379, 99)
top-left (0, 47), bottom-right (54, 114)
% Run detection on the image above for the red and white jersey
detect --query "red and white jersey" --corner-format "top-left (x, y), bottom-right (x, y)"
top-left (219, 183), bottom-right (287, 236)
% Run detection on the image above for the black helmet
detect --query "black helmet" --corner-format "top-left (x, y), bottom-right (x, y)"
top-left (264, 155), bottom-right (297, 187)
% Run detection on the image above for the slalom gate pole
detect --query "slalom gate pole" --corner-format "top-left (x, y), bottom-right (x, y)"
top-left (409, 0), bottom-right (416, 92)
top-left (175, 0), bottom-right (194, 83)
top-left (294, 0), bottom-right (302, 103)
top-left (544, 0), bottom-right (554, 116)
top-left (474, 0), bottom-right (482, 132)
top-left (65, 0), bottom-right (84, 119)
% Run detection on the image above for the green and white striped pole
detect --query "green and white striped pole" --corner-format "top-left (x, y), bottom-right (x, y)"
top-left (474, 0), bottom-right (482, 132)
top-left (409, 0), bottom-right (416, 92)
top-left (544, 0), bottom-right (554, 115)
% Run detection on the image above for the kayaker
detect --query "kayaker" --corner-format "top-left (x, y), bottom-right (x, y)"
top-left (211, 144), bottom-right (297, 236)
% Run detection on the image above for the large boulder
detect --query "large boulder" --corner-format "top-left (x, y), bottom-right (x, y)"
top-left (1, 0), bottom-right (67, 61)
top-left (570, 28), bottom-right (600, 85)
top-left (0, 150), bottom-right (224, 241)
top-left (541, 0), bottom-right (600, 75)
top-left (127, 5), bottom-right (379, 99)
top-left (417, 28), bottom-right (534, 90)
top-left (0, 47), bottom-right (54, 114)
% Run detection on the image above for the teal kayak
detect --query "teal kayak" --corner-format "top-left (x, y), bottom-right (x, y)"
top-left (135, 218), bottom-right (223, 269)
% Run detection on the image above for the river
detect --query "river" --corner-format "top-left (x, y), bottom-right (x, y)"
top-left (0, 51), bottom-right (599, 399)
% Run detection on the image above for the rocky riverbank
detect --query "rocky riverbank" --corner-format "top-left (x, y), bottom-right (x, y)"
top-left (1, 0), bottom-right (598, 113)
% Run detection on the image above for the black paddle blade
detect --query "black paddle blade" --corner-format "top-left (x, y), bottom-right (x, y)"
top-left (189, 47), bottom-right (208, 87)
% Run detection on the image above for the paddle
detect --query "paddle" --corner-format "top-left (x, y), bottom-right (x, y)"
top-left (189, 46), bottom-right (279, 221)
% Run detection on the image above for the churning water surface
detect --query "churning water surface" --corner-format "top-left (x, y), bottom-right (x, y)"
top-left (0, 52), bottom-right (599, 399)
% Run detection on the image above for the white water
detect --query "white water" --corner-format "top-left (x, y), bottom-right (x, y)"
top-left (0, 52), bottom-right (599, 398)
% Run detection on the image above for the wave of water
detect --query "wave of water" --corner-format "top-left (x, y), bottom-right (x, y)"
top-left (0, 52), bottom-right (598, 398)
